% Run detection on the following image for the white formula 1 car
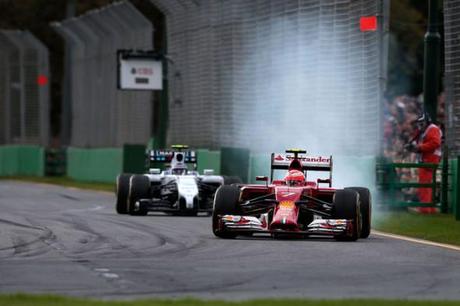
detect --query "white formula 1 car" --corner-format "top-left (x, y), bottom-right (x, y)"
top-left (116, 145), bottom-right (240, 216)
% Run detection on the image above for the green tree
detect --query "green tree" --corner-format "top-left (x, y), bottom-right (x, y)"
top-left (387, 0), bottom-right (427, 98)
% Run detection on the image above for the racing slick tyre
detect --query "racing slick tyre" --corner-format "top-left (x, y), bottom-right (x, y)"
top-left (332, 189), bottom-right (361, 241)
top-left (128, 175), bottom-right (150, 216)
top-left (212, 185), bottom-right (240, 239)
top-left (116, 173), bottom-right (132, 214)
top-left (346, 187), bottom-right (372, 238)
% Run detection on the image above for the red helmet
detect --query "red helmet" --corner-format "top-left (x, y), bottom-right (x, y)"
top-left (284, 170), bottom-right (305, 187)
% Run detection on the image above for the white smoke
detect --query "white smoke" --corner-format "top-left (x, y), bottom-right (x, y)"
top-left (231, 14), bottom-right (379, 191)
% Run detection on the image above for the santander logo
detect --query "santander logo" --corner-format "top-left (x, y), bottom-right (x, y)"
top-left (286, 156), bottom-right (330, 163)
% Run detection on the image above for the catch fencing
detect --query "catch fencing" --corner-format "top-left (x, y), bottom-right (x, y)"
top-left (151, 0), bottom-right (388, 155)
top-left (52, 1), bottom-right (153, 148)
top-left (444, 0), bottom-right (460, 157)
top-left (0, 30), bottom-right (49, 146)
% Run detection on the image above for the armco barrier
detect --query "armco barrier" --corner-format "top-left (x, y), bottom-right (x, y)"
top-left (451, 158), bottom-right (458, 217)
top-left (67, 147), bottom-right (123, 183)
top-left (0, 145), bottom-right (44, 176)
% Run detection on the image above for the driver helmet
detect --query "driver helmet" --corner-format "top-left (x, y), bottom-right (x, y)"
top-left (171, 167), bottom-right (187, 175)
top-left (284, 170), bottom-right (305, 187)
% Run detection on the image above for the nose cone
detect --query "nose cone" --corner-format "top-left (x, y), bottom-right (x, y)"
top-left (270, 200), bottom-right (300, 231)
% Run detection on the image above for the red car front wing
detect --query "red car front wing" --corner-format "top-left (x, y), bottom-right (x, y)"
top-left (218, 214), bottom-right (355, 237)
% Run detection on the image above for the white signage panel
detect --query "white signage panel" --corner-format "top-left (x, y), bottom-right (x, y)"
top-left (119, 59), bottom-right (162, 90)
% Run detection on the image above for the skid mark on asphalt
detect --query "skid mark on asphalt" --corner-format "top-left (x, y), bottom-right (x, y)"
top-left (11, 235), bottom-right (30, 255)
top-left (0, 218), bottom-right (46, 231)
top-left (58, 193), bottom-right (82, 201)
top-left (0, 218), bottom-right (55, 258)
top-left (103, 219), bottom-right (184, 253)
top-left (64, 215), bottom-right (158, 257)
top-left (106, 217), bottom-right (210, 259)
top-left (67, 216), bottom-right (110, 254)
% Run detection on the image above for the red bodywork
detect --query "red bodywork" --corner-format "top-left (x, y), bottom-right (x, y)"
top-left (214, 150), bottom-right (362, 240)
top-left (271, 186), bottom-right (303, 231)
top-left (238, 179), bottom-right (336, 233)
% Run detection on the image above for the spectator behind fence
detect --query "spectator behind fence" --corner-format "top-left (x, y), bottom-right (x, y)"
top-left (404, 112), bottom-right (442, 214)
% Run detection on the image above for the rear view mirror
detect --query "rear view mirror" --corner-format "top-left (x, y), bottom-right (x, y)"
top-left (317, 178), bottom-right (331, 187)
top-left (256, 175), bottom-right (268, 187)
top-left (149, 168), bottom-right (161, 174)
top-left (203, 169), bottom-right (214, 175)
top-left (256, 176), bottom-right (269, 187)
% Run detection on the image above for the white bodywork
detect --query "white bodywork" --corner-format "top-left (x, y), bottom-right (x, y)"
top-left (176, 176), bottom-right (199, 209)
top-left (146, 171), bottom-right (224, 210)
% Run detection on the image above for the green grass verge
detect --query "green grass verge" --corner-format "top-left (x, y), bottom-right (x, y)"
top-left (1, 295), bottom-right (460, 306)
top-left (374, 211), bottom-right (460, 246)
top-left (0, 176), bottom-right (115, 193)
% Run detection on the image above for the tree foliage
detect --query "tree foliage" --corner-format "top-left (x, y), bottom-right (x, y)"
top-left (387, 0), bottom-right (443, 99)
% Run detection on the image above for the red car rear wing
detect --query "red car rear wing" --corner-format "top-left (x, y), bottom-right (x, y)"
top-left (270, 152), bottom-right (333, 186)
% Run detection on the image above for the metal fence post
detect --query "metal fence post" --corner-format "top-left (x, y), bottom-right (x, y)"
top-left (441, 145), bottom-right (449, 213)
top-left (456, 156), bottom-right (460, 220)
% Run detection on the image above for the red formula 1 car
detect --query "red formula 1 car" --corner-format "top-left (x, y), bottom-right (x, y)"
top-left (212, 149), bottom-right (371, 241)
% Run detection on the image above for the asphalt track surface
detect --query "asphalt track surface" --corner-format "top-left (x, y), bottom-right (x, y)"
top-left (1, 181), bottom-right (460, 300)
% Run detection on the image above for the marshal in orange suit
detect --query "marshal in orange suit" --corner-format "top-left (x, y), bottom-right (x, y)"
top-left (405, 112), bottom-right (442, 213)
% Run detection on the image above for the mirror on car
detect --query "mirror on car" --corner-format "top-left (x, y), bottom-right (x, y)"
top-left (203, 169), bottom-right (214, 175)
top-left (317, 178), bottom-right (331, 186)
top-left (149, 168), bottom-right (161, 174)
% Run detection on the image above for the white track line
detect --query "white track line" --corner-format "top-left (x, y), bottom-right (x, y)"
top-left (373, 230), bottom-right (460, 252)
